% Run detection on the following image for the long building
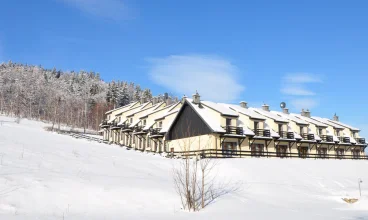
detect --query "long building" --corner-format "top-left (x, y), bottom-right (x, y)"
top-left (100, 92), bottom-right (367, 159)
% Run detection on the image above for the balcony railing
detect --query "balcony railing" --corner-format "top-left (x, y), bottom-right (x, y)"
top-left (101, 120), bottom-right (109, 127)
top-left (301, 133), bottom-right (315, 140)
top-left (253, 129), bottom-right (271, 137)
top-left (279, 131), bottom-right (295, 139)
top-left (223, 126), bottom-right (244, 135)
top-left (134, 125), bottom-right (144, 132)
top-left (339, 136), bottom-right (350, 143)
top-left (356, 138), bottom-right (366, 144)
top-left (320, 135), bottom-right (334, 142)
top-left (150, 128), bottom-right (162, 136)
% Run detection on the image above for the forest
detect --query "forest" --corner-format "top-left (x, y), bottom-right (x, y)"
top-left (0, 61), bottom-right (174, 131)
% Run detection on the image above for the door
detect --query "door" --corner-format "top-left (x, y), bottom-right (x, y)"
top-left (317, 148), bottom-right (327, 158)
top-left (352, 150), bottom-right (360, 159)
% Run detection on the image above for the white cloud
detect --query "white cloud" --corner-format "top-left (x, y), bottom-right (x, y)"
top-left (290, 98), bottom-right (318, 110)
top-left (283, 73), bottom-right (322, 84)
top-left (281, 73), bottom-right (323, 110)
top-left (59, 0), bottom-right (133, 20)
top-left (281, 87), bottom-right (315, 96)
top-left (147, 55), bottom-right (245, 103)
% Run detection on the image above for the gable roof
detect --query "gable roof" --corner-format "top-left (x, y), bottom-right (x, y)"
top-left (249, 108), bottom-right (289, 123)
top-left (126, 102), bottom-right (164, 117)
top-left (224, 104), bottom-right (266, 120)
top-left (291, 114), bottom-right (328, 128)
top-left (201, 101), bottom-right (239, 117)
top-left (271, 111), bottom-right (309, 125)
top-left (105, 101), bottom-right (139, 114)
top-left (326, 119), bottom-right (360, 131)
top-left (311, 116), bottom-right (345, 129)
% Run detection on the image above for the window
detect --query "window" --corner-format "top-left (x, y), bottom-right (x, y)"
top-left (226, 118), bottom-right (232, 127)
top-left (319, 128), bottom-right (323, 136)
top-left (353, 150), bottom-right (360, 159)
top-left (352, 132), bottom-right (356, 138)
top-left (278, 124), bottom-right (283, 133)
top-left (336, 149), bottom-right (344, 159)
top-left (299, 147), bottom-right (308, 158)
top-left (159, 121), bottom-right (163, 128)
top-left (251, 144), bottom-right (264, 157)
top-left (143, 120), bottom-right (146, 126)
top-left (276, 145), bottom-right (287, 158)
top-left (299, 126), bottom-right (304, 135)
top-left (336, 130), bottom-right (340, 137)
top-left (108, 115), bottom-right (110, 120)
top-left (317, 148), bottom-right (327, 158)
top-left (118, 117), bottom-right (121, 122)
top-left (130, 118), bottom-right (133, 124)
top-left (254, 121), bottom-right (259, 130)
top-left (222, 142), bottom-right (237, 157)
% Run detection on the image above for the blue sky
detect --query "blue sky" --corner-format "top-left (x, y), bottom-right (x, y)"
top-left (1, 0), bottom-right (368, 138)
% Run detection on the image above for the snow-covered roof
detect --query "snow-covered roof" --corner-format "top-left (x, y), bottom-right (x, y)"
top-left (271, 111), bottom-right (309, 125)
top-left (326, 119), bottom-right (360, 131)
top-left (107, 117), bottom-right (116, 123)
top-left (311, 116), bottom-right (345, 129)
top-left (236, 119), bottom-right (255, 135)
top-left (126, 102), bottom-right (162, 117)
top-left (201, 101), bottom-right (238, 117)
top-left (264, 122), bottom-right (280, 138)
top-left (249, 108), bottom-right (289, 123)
top-left (139, 102), bottom-right (179, 119)
top-left (224, 104), bottom-right (266, 120)
top-left (291, 114), bottom-right (328, 128)
top-left (154, 110), bottom-right (179, 121)
top-left (105, 101), bottom-right (138, 114)
top-left (184, 98), bottom-right (226, 133)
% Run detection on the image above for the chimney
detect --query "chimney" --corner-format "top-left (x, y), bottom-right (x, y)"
top-left (240, 101), bottom-right (248, 108)
top-left (192, 91), bottom-right (200, 104)
top-left (283, 108), bottom-right (289, 114)
top-left (262, 104), bottom-right (270, 112)
top-left (304, 109), bottom-right (311, 118)
top-left (166, 97), bottom-right (171, 106)
top-left (333, 113), bottom-right (339, 121)
top-left (152, 97), bottom-right (158, 105)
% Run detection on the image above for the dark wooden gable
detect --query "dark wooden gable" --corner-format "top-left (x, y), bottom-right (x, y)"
top-left (167, 102), bottom-right (213, 140)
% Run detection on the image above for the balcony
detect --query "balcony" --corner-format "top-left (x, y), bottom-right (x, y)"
top-left (223, 126), bottom-right (244, 135)
top-left (279, 131), bottom-right (295, 139)
top-left (356, 138), bottom-right (366, 144)
top-left (134, 125), bottom-right (145, 133)
top-left (100, 120), bottom-right (109, 128)
top-left (301, 133), bottom-right (315, 141)
top-left (339, 136), bottom-right (350, 143)
top-left (253, 129), bottom-right (271, 137)
top-left (110, 121), bottom-right (121, 130)
top-left (320, 135), bottom-right (334, 142)
top-left (150, 128), bottom-right (162, 136)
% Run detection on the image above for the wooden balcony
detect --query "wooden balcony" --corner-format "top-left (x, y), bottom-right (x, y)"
top-left (100, 120), bottom-right (109, 128)
top-left (134, 125), bottom-right (144, 132)
top-left (356, 138), bottom-right (366, 144)
top-left (253, 129), bottom-right (271, 137)
top-left (339, 137), bottom-right (350, 143)
top-left (150, 128), bottom-right (162, 136)
top-left (320, 135), bottom-right (334, 142)
top-left (301, 133), bottom-right (315, 141)
top-left (223, 126), bottom-right (244, 135)
top-left (279, 131), bottom-right (295, 139)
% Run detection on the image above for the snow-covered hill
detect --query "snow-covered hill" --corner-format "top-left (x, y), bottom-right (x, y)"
top-left (0, 116), bottom-right (367, 220)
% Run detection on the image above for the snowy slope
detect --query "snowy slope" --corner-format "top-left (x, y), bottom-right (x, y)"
top-left (0, 116), bottom-right (367, 220)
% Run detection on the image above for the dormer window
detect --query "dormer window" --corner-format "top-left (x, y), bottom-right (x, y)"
top-left (143, 120), bottom-right (146, 126)
top-left (300, 126), bottom-right (304, 135)
top-left (352, 132), bottom-right (356, 138)
top-left (319, 128), bottom-right (323, 135)
top-left (159, 121), bottom-right (163, 128)
top-left (130, 118), bottom-right (133, 124)
top-left (254, 121), bottom-right (259, 130)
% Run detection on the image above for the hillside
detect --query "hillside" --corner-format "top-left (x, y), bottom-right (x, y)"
top-left (0, 116), bottom-right (367, 220)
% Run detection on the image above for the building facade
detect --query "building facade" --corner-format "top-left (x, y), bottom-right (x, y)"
top-left (100, 92), bottom-right (367, 159)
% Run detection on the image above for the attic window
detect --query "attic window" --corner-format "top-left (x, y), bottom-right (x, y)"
top-left (226, 118), bottom-right (232, 126)
top-left (143, 120), bottom-right (146, 126)
top-left (159, 121), bottom-right (163, 128)
top-left (130, 118), bottom-right (133, 124)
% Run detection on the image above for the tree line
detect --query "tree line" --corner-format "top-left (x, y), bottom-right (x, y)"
top-left (0, 61), bottom-right (174, 132)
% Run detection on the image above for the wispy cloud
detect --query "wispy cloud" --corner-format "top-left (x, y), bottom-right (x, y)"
top-left (147, 55), bottom-right (245, 102)
top-left (59, 0), bottom-right (134, 21)
top-left (281, 73), bottom-right (323, 110)
top-left (290, 98), bottom-right (318, 110)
